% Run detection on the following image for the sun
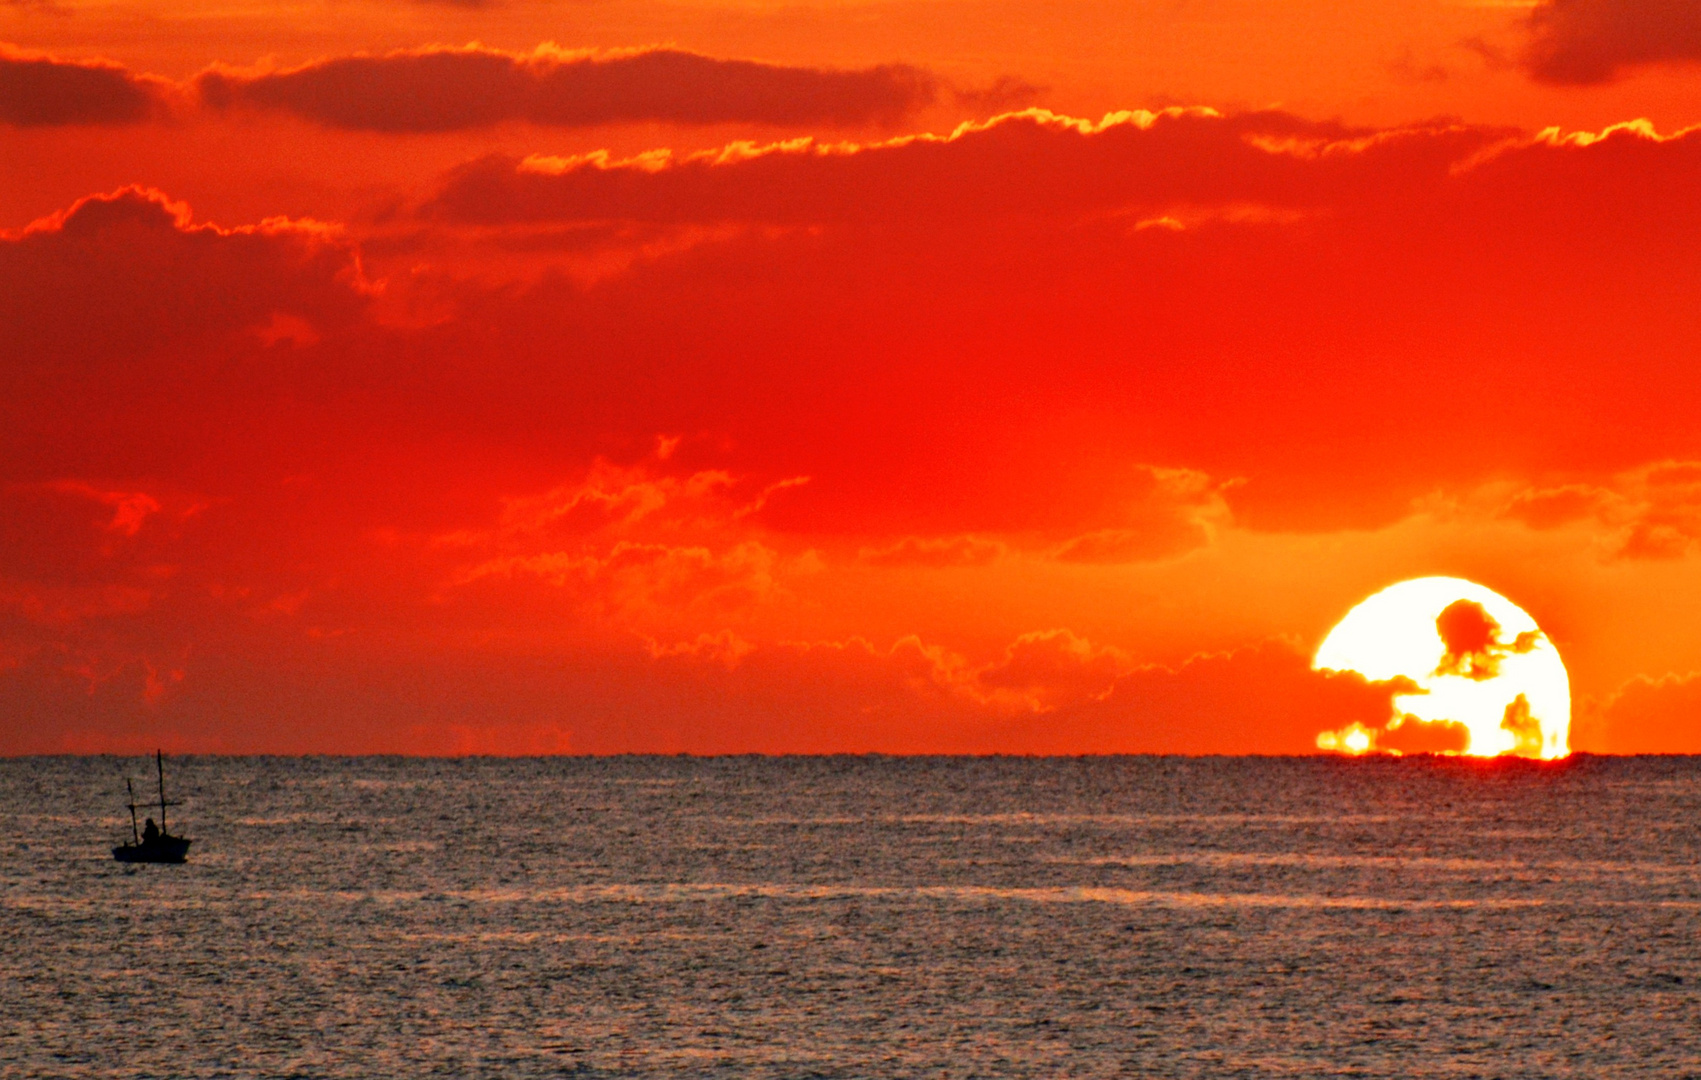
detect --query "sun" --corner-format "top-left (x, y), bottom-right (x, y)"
top-left (1313, 577), bottom-right (1570, 759)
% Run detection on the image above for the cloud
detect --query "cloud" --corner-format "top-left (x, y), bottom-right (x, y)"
top-left (643, 629), bottom-right (756, 669)
top-left (0, 187), bottom-right (377, 492)
top-left (439, 458), bottom-right (808, 622)
top-left (603, 633), bottom-right (1403, 754)
top-left (12, 101), bottom-right (1701, 752)
top-left (1432, 599), bottom-right (1540, 681)
top-left (0, 481), bottom-right (164, 572)
top-left (15, 112), bottom-right (1701, 548)
top-left (1048, 467), bottom-right (1228, 563)
top-left (1574, 672), bottom-right (1701, 753)
top-left (764, 630), bottom-right (1130, 717)
top-left (0, 42), bottom-right (987, 137)
top-left (1375, 717), bottom-right (1471, 755)
top-left (40, 481), bottom-right (163, 536)
top-left (970, 629), bottom-right (1132, 711)
top-left (1523, 0), bottom-right (1701, 85)
top-left (462, 539), bottom-right (785, 619)
top-left (952, 74), bottom-right (1043, 113)
top-left (425, 107), bottom-right (1503, 226)
top-left (982, 640), bottom-right (1407, 754)
top-left (663, 632), bottom-right (1400, 753)
top-left (1502, 462), bottom-right (1701, 559)
top-left (417, 111), bottom-right (1701, 534)
top-left (0, 186), bottom-right (368, 363)
top-left (0, 580), bottom-right (155, 627)
top-left (0, 45), bottom-right (171, 126)
top-left (454, 461), bottom-right (742, 541)
top-left (952, 639), bottom-right (1401, 755)
top-left (196, 45), bottom-right (940, 132)
top-left (858, 535), bottom-right (1006, 568)
top-left (0, 480), bottom-right (198, 615)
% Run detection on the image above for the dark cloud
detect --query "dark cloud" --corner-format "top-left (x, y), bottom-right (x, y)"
top-left (13, 98), bottom-right (1701, 749)
top-left (425, 108), bottom-right (1496, 226)
top-left (0, 186), bottom-right (368, 362)
top-left (196, 46), bottom-right (940, 132)
top-left (1432, 600), bottom-right (1540, 682)
top-left (0, 46), bottom-right (168, 126)
top-left (1377, 717), bottom-right (1471, 755)
top-left (401, 111), bottom-right (1701, 535)
top-left (12, 111), bottom-right (1701, 545)
top-left (1523, 0), bottom-right (1701, 84)
top-left (1433, 600), bottom-right (1504, 680)
top-left (0, 187), bottom-right (372, 492)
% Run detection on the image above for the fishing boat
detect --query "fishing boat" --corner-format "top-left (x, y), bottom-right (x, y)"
top-left (113, 750), bottom-right (192, 864)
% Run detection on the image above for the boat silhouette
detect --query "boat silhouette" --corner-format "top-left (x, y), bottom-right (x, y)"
top-left (113, 750), bottom-right (192, 864)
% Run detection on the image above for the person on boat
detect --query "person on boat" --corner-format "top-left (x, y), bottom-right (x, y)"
top-left (142, 818), bottom-right (159, 844)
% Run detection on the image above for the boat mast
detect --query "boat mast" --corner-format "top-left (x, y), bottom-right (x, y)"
top-left (157, 750), bottom-right (167, 835)
top-left (126, 778), bottom-right (140, 845)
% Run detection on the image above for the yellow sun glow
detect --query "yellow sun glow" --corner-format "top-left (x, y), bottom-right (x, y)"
top-left (1313, 577), bottom-right (1570, 759)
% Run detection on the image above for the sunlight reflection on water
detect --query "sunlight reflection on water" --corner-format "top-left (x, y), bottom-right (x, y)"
top-left (3, 755), bottom-right (1700, 1077)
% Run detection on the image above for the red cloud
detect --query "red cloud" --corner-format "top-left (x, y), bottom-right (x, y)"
top-left (0, 480), bottom-right (181, 590)
top-left (615, 632), bottom-right (1400, 754)
top-left (972, 629), bottom-right (1131, 711)
top-left (13, 114), bottom-right (1701, 547)
top-left (0, 187), bottom-right (367, 360)
top-left (0, 187), bottom-right (372, 490)
top-left (424, 108), bottom-right (1503, 226)
top-left (858, 535), bottom-right (1006, 568)
top-left (399, 112), bottom-right (1701, 536)
top-left (0, 45), bottom-right (171, 126)
top-left (42, 481), bottom-right (162, 536)
top-left (526, 634), bottom-right (1401, 754)
top-left (196, 45), bottom-right (940, 131)
top-left (462, 539), bottom-right (784, 619)
top-left (9, 102), bottom-right (1701, 753)
top-left (1431, 600), bottom-right (1538, 682)
top-left (662, 636), bottom-right (1403, 755)
top-left (436, 459), bottom-right (805, 624)
top-left (1048, 467), bottom-right (1227, 563)
top-left (1523, 0), bottom-right (1701, 85)
top-left (1574, 672), bottom-right (1701, 753)
top-left (1000, 642), bottom-right (1405, 755)
top-left (0, 581), bottom-right (154, 627)
top-left (1502, 462), bottom-right (1701, 560)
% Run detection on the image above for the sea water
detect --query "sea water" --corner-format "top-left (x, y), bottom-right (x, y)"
top-left (2, 755), bottom-right (1699, 1078)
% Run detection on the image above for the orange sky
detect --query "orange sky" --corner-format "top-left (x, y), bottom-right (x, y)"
top-left (5, 0), bottom-right (1701, 755)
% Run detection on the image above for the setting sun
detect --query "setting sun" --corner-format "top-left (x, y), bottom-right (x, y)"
top-left (1313, 577), bottom-right (1570, 759)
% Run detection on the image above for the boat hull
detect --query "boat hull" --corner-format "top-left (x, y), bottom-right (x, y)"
top-left (113, 836), bottom-right (192, 864)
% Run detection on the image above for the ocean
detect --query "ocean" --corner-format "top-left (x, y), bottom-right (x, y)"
top-left (3, 755), bottom-right (1699, 1078)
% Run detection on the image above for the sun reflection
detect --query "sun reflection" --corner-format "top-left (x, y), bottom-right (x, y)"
top-left (1313, 577), bottom-right (1570, 759)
